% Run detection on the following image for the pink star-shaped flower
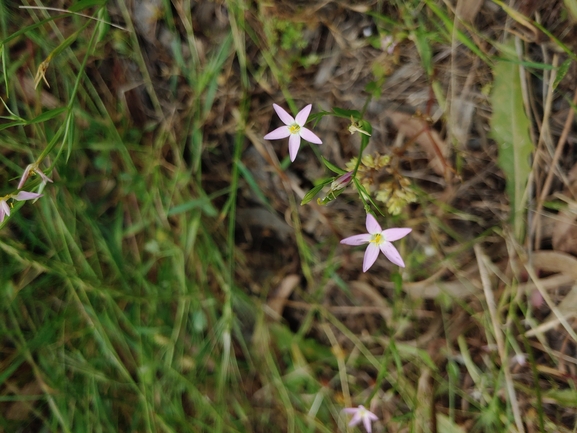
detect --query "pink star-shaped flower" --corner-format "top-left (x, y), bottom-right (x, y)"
top-left (264, 104), bottom-right (322, 162)
top-left (343, 405), bottom-right (378, 433)
top-left (341, 213), bottom-right (411, 271)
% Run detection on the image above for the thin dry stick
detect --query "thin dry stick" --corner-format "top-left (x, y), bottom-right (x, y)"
top-left (523, 264), bottom-right (577, 343)
top-left (474, 245), bottom-right (525, 433)
top-left (322, 324), bottom-right (352, 410)
top-left (527, 55), bottom-right (558, 250)
top-left (530, 87), bottom-right (577, 244)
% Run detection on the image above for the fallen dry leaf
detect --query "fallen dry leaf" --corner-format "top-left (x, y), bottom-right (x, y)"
top-left (552, 163), bottom-right (577, 255)
top-left (5, 381), bottom-right (42, 420)
top-left (551, 202), bottom-right (577, 255)
top-left (385, 110), bottom-right (449, 176)
top-left (267, 274), bottom-right (300, 319)
top-left (456, 0), bottom-right (483, 22)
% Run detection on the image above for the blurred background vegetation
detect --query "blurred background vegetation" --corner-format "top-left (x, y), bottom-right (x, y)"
top-left (2, 1), bottom-right (577, 432)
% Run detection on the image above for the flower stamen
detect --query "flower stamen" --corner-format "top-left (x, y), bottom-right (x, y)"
top-left (288, 124), bottom-right (301, 134)
top-left (370, 233), bottom-right (382, 244)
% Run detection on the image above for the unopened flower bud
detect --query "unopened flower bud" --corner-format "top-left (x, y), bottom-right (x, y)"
top-left (330, 171), bottom-right (353, 191)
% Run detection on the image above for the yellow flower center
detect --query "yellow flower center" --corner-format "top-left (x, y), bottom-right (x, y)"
top-left (289, 124), bottom-right (301, 134)
top-left (370, 233), bottom-right (383, 244)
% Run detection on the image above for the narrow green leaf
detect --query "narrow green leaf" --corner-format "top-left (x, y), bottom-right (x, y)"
top-left (236, 160), bottom-right (273, 211)
top-left (554, 58), bottom-right (572, 89)
top-left (564, 0), bottom-right (577, 21)
top-left (424, 0), bottom-right (490, 64)
top-left (0, 15), bottom-right (68, 46)
top-left (301, 181), bottom-right (331, 205)
top-left (542, 389), bottom-right (577, 407)
top-left (27, 107), bottom-right (67, 124)
top-left (437, 414), bottom-right (467, 433)
top-left (320, 156), bottom-right (346, 175)
top-left (69, 0), bottom-right (106, 12)
top-left (413, 27), bottom-right (433, 77)
top-left (331, 107), bottom-right (361, 119)
top-left (0, 121), bottom-right (25, 131)
top-left (490, 44), bottom-right (533, 241)
top-left (168, 197), bottom-right (217, 217)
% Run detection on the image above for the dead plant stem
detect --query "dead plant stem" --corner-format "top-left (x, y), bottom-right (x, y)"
top-left (474, 244), bottom-right (525, 433)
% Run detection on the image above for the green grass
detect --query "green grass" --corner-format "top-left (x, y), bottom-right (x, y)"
top-left (2, 1), bottom-right (577, 432)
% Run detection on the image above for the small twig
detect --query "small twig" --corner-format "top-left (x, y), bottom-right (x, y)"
top-left (474, 244), bottom-right (525, 433)
top-left (528, 54), bottom-right (558, 250)
top-left (530, 86), bottom-right (577, 243)
top-left (523, 264), bottom-right (577, 343)
top-left (322, 324), bottom-right (351, 409)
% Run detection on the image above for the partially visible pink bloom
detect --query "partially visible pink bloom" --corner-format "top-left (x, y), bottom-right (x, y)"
top-left (343, 405), bottom-right (378, 433)
top-left (264, 103), bottom-right (322, 162)
top-left (0, 199), bottom-right (9, 224)
top-left (530, 289), bottom-right (544, 309)
top-left (0, 191), bottom-right (43, 223)
top-left (18, 164), bottom-right (53, 190)
top-left (341, 213), bottom-right (411, 271)
top-left (511, 353), bottom-right (527, 367)
top-left (381, 35), bottom-right (397, 55)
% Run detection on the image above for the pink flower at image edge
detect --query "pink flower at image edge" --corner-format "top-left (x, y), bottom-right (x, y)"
top-left (343, 405), bottom-right (378, 433)
top-left (341, 213), bottom-right (411, 272)
top-left (263, 104), bottom-right (322, 162)
top-left (0, 191), bottom-right (43, 224)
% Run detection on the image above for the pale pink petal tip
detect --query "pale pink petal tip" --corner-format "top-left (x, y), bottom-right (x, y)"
top-left (342, 408), bottom-right (358, 414)
top-left (39, 171), bottom-right (53, 184)
top-left (380, 243), bottom-right (405, 267)
top-left (299, 127), bottom-right (322, 144)
top-left (18, 165), bottom-right (34, 190)
top-left (13, 191), bottom-right (43, 201)
top-left (0, 200), bottom-right (10, 219)
top-left (365, 213), bottom-right (381, 234)
top-left (295, 104), bottom-right (312, 125)
top-left (264, 126), bottom-right (291, 140)
top-left (363, 243), bottom-right (380, 272)
top-left (340, 233), bottom-right (371, 246)
top-left (288, 134), bottom-right (301, 161)
top-left (272, 104), bottom-right (294, 125)
top-left (383, 227), bottom-right (411, 242)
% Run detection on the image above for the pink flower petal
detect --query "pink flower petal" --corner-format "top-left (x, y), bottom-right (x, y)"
top-left (288, 134), bottom-right (301, 161)
top-left (530, 289), bottom-right (544, 309)
top-left (264, 126), bottom-right (291, 140)
top-left (295, 104), bottom-right (312, 126)
top-left (299, 127), bottom-right (322, 144)
top-left (38, 170), bottom-right (53, 184)
top-left (0, 200), bottom-right (10, 221)
top-left (272, 104), bottom-right (294, 125)
top-left (365, 213), bottom-right (382, 234)
top-left (363, 243), bottom-right (380, 272)
top-left (380, 242), bottom-right (405, 267)
top-left (340, 234), bottom-right (371, 245)
top-left (348, 412), bottom-right (362, 427)
top-left (342, 408), bottom-right (359, 414)
top-left (13, 191), bottom-right (42, 201)
top-left (18, 165), bottom-right (34, 190)
top-left (382, 227), bottom-right (411, 242)
top-left (343, 405), bottom-right (377, 431)
top-left (363, 415), bottom-right (373, 433)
